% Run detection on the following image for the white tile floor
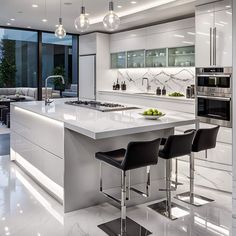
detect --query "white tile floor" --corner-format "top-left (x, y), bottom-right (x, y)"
top-left (0, 154), bottom-right (232, 236)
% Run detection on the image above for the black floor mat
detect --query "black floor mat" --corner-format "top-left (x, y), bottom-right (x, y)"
top-left (0, 134), bottom-right (10, 156)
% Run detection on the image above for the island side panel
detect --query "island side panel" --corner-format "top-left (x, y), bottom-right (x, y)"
top-left (10, 104), bottom-right (65, 202)
top-left (64, 128), bottom-right (174, 213)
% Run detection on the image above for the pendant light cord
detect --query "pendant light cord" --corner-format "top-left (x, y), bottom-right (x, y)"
top-left (60, 0), bottom-right (62, 18)
top-left (44, 0), bottom-right (47, 19)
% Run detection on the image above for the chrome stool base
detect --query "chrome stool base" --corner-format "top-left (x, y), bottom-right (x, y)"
top-left (98, 217), bottom-right (151, 236)
top-left (175, 192), bottom-right (214, 207)
top-left (148, 200), bottom-right (189, 220)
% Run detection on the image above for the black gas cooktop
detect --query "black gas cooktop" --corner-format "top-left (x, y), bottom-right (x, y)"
top-left (65, 100), bottom-right (139, 112)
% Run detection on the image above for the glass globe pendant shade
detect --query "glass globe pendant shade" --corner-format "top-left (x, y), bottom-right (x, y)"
top-left (55, 18), bottom-right (66, 39)
top-left (103, 1), bottom-right (120, 31)
top-left (74, 6), bottom-right (90, 32)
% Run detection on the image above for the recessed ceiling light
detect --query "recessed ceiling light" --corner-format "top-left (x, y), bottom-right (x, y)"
top-left (10, 18), bottom-right (15, 21)
top-left (117, 5), bottom-right (122, 8)
top-left (27, 26), bottom-right (31, 29)
top-left (131, 1), bottom-right (137, 4)
top-left (226, 11), bottom-right (232, 15)
top-left (174, 34), bottom-right (185, 38)
top-left (55, 24), bottom-right (59, 27)
top-left (42, 19), bottom-right (47, 22)
top-left (32, 4), bottom-right (38, 8)
top-left (6, 23), bottom-right (11, 26)
top-left (64, 2), bottom-right (72, 5)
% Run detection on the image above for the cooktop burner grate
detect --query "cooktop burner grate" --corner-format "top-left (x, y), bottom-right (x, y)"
top-left (65, 100), bottom-right (139, 112)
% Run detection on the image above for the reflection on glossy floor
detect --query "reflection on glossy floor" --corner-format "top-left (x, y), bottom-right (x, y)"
top-left (0, 155), bottom-right (232, 236)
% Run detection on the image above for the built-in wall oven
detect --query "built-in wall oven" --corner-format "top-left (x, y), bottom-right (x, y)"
top-left (196, 67), bottom-right (232, 127)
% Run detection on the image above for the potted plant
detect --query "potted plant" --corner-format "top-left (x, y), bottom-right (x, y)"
top-left (52, 66), bottom-right (65, 96)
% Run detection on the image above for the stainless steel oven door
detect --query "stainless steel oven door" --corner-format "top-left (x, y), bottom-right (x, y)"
top-left (196, 95), bottom-right (232, 127)
top-left (196, 74), bottom-right (231, 94)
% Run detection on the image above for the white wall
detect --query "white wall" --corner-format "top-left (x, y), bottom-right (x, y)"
top-left (96, 33), bottom-right (116, 92)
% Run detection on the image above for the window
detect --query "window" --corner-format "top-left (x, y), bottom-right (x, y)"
top-left (0, 29), bottom-right (38, 101)
top-left (42, 33), bottom-right (77, 98)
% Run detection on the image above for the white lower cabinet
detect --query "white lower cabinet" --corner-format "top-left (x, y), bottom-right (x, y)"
top-left (176, 123), bottom-right (232, 192)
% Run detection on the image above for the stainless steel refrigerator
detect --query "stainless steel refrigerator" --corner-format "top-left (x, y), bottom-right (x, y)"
top-left (79, 54), bottom-right (96, 100)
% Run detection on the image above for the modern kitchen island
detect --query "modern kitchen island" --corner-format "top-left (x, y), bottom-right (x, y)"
top-left (10, 99), bottom-right (198, 213)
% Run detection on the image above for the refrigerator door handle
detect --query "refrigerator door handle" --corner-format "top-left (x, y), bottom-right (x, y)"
top-left (213, 27), bottom-right (217, 65)
top-left (210, 27), bottom-right (212, 66)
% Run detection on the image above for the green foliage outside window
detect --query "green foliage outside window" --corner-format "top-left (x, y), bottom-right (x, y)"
top-left (0, 39), bottom-right (17, 88)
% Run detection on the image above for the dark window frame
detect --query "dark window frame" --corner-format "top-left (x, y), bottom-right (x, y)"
top-left (0, 25), bottom-right (79, 100)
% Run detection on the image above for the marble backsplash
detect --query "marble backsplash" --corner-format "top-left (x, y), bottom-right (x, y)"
top-left (116, 67), bottom-right (195, 94)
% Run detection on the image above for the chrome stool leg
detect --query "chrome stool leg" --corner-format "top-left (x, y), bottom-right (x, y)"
top-left (130, 166), bottom-right (151, 198)
top-left (98, 162), bottom-right (152, 235)
top-left (171, 159), bottom-right (183, 189)
top-left (175, 153), bottom-right (214, 207)
top-left (148, 159), bottom-right (189, 220)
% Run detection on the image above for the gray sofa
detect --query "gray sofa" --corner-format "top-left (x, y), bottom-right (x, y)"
top-left (62, 84), bottom-right (78, 97)
top-left (0, 87), bottom-right (53, 101)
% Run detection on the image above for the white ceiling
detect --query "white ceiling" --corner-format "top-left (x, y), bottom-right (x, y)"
top-left (0, 0), bottom-right (196, 34)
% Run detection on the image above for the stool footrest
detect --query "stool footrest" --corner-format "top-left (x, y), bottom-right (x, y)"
top-left (159, 187), bottom-right (176, 192)
top-left (100, 190), bottom-right (121, 204)
top-left (130, 187), bottom-right (149, 198)
top-left (175, 192), bottom-right (214, 207)
top-left (171, 180), bottom-right (183, 186)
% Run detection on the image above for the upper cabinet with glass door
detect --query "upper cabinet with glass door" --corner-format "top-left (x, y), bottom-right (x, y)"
top-left (145, 48), bottom-right (167, 67)
top-left (168, 46), bottom-right (195, 67)
top-left (111, 52), bottom-right (126, 69)
top-left (127, 50), bottom-right (145, 68)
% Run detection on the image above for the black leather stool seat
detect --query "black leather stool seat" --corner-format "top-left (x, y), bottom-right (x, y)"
top-left (96, 148), bottom-right (126, 170)
top-left (192, 126), bottom-right (219, 152)
top-left (159, 131), bottom-right (195, 159)
top-left (96, 139), bottom-right (160, 171)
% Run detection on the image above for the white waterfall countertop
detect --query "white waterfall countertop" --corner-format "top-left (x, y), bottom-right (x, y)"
top-left (11, 98), bottom-right (198, 139)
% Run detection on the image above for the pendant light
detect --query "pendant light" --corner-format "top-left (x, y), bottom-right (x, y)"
top-left (74, 0), bottom-right (90, 32)
top-left (103, 1), bottom-right (120, 31)
top-left (55, 0), bottom-right (66, 38)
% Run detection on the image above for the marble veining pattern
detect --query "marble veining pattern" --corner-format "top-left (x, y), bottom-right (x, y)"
top-left (117, 67), bottom-right (195, 94)
top-left (0, 154), bottom-right (232, 236)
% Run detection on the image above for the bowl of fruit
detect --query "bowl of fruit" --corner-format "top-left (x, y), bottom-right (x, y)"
top-left (139, 109), bottom-right (165, 120)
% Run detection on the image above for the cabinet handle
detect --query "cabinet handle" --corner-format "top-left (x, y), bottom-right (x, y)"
top-left (210, 28), bottom-right (212, 66)
top-left (213, 27), bottom-right (217, 65)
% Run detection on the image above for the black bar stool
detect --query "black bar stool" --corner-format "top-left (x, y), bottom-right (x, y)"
top-left (148, 131), bottom-right (195, 220)
top-left (175, 126), bottom-right (220, 206)
top-left (95, 138), bottom-right (161, 236)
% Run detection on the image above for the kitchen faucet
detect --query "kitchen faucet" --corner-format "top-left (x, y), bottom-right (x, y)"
top-left (142, 77), bottom-right (151, 93)
top-left (45, 75), bottom-right (65, 106)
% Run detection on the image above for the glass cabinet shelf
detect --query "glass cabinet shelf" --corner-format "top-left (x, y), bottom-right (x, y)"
top-left (145, 48), bottom-right (167, 67)
top-left (168, 46), bottom-right (195, 67)
top-left (127, 50), bottom-right (145, 68)
top-left (111, 52), bottom-right (126, 69)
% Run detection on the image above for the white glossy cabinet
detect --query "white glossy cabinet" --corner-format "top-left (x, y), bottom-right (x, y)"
top-left (110, 18), bottom-right (195, 53)
top-left (215, 9), bottom-right (232, 67)
top-left (195, 12), bottom-right (214, 67)
top-left (195, 1), bottom-right (232, 67)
